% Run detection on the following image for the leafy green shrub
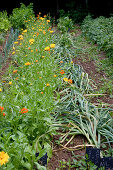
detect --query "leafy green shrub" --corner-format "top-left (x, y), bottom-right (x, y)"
top-left (9, 3), bottom-right (34, 30)
top-left (82, 15), bottom-right (113, 59)
top-left (0, 11), bottom-right (11, 33)
top-left (57, 16), bottom-right (73, 33)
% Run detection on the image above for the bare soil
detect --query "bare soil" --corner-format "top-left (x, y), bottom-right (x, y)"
top-left (48, 134), bottom-right (86, 170)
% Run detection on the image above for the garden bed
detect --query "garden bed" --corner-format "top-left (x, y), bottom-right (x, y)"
top-left (0, 6), bottom-right (113, 170)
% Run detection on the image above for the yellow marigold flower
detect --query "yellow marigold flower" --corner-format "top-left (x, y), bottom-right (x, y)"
top-left (63, 78), bottom-right (68, 82)
top-left (29, 39), bottom-right (35, 44)
top-left (54, 75), bottom-right (57, 77)
top-left (0, 151), bottom-right (9, 166)
top-left (0, 88), bottom-right (2, 92)
top-left (40, 17), bottom-right (44, 20)
top-left (47, 20), bottom-right (50, 23)
top-left (14, 41), bottom-right (18, 44)
top-left (39, 29), bottom-right (42, 31)
top-left (31, 50), bottom-right (33, 52)
top-left (25, 62), bottom-right (31, 66)
top-left (44, 46), bottom-right (50, 51)
top-left (50, 30), bottom-right (54, 33)
top-left (9, 81), bottom-right (12, 85)
top-left (18, 35), bottom-right (23, 40)
top-left (23, 29), bottom-right (27, 33)
top-left (12, 51), bottom-right (15, 55)
top-left (46, 83), bottom-right (50, 86)
top-left (50, 44), bottom-right (55, 48)
top-left (42, 56), bottom-right (45, 58)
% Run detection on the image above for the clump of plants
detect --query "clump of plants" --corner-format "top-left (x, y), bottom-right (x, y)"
top-left (0, 11), bottom-right (11, 33)
top-left (9, 3), bottom-right (34, 30)
top-left (0, 11), bottom-right (11, 45)
top-left (57, 16), bottom-right (73, 33)
top-left (81, 15), bottom-right (113, 60)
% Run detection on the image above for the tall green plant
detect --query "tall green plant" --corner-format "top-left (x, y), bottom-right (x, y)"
top-left (9, 3), bottom-right (34, 30)
top-left (0, 11), bottom-right (11, 33)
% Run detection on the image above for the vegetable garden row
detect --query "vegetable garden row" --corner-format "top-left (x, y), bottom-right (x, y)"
top-left (0, 3), bottom-right (113, 170)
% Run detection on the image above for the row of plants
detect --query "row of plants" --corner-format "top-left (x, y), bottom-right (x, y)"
top-left (81, 15), bottom-right (113, 60)
top-left (0, 14), bottom-right (65, 169)
top-left (52, 16), bottom-right (113, 169)
top-left (0, 3), bottom-right (34, 45)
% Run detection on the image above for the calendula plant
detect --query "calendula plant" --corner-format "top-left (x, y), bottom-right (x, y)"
top-left (0, 14), bottom-right (63, 169)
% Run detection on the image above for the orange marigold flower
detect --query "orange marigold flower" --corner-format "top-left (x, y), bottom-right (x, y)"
top-left (43, 30), bottom-right (46, 35)
top-left (37, 32), bottom-right (39, 36)
top-left (35, 60), bottom-right (38, 62)
top-left (0, 151), bottom-right (9, 166)
top-left (0, 106), bottom-right (4, 112)
top-left (20, 108), bottom-right (28, 114)
top-left (68, 79), bottom-right (73, 84)
top-left (13, 70), bottom-right (17, 73)
top-left (60, 70), bottom-right (65, 75)
top-left (3, 113), bottom-right (6, 116)
top-left (41, 92), bottom-right (44, 94)
top-left (60, 60), bottom-right (63, 63)
top-left (15, 77), bottom-right (19, 80)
